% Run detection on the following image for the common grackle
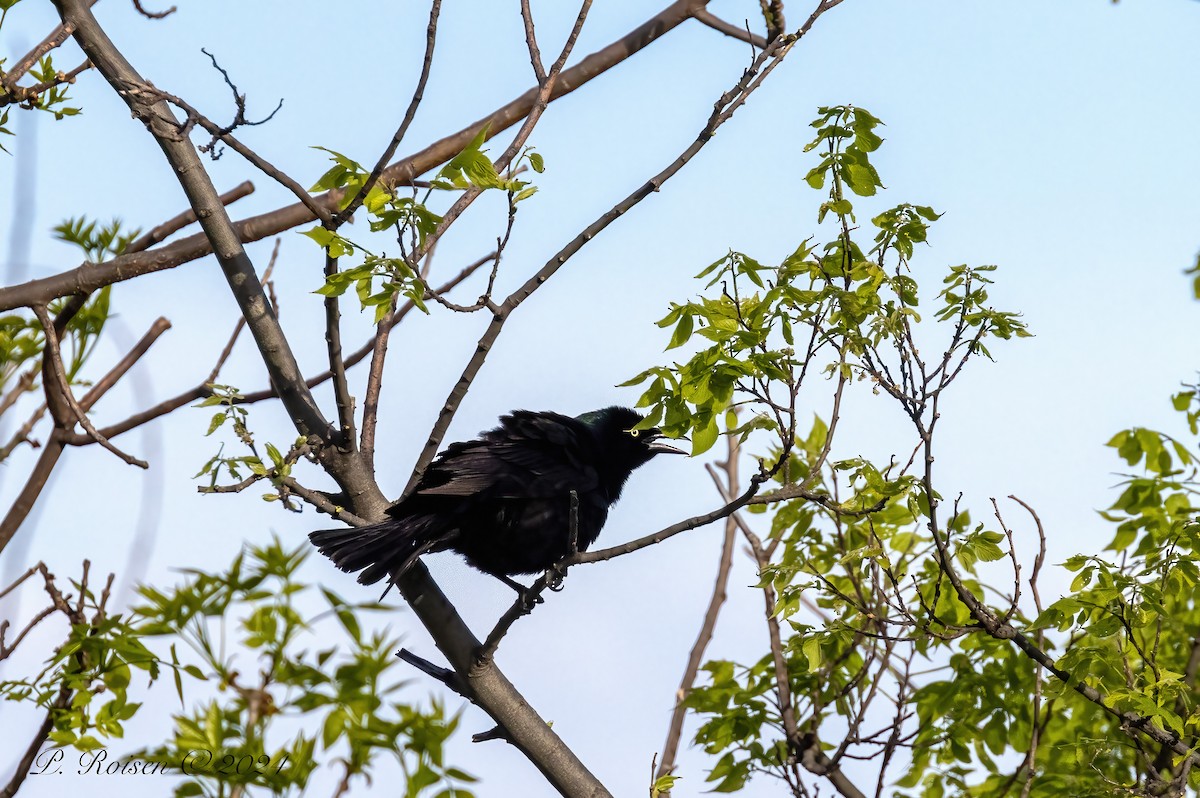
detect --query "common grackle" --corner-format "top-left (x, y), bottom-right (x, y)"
top-left (309, 406), bottom-right (685, 592)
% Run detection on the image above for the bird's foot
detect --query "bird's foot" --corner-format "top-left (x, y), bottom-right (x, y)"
top-left (518, 588), bottom-right (544, 613)
top-left (544, 562), bottom-right (569, 592)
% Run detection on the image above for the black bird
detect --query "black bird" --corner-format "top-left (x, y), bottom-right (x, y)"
top-left (309, 406), bottom-right (685, 592)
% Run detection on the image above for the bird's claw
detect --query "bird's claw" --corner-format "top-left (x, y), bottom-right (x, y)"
top-left (544, 563), bottom-right (568, 592)
top-left (518, 587), bottom-right (544, 613)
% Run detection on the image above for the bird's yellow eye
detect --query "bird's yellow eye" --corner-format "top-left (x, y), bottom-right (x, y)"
top-left (627, 428), bottom-right (640, 438)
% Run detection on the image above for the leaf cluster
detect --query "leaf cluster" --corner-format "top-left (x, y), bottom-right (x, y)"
top-left (128, 538), bottom-right (475, 798)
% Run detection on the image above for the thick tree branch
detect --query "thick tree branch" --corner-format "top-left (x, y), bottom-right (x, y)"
top-left (393, 561), bottom-right (613, 796)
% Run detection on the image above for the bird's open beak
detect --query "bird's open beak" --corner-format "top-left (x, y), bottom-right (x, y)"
top-left (648, 433), bottom-right (688, 455)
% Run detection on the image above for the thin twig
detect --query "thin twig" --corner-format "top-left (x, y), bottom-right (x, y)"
top-left (121, 80), bottom-right (331, 225)
top-left (322, 249), bottom-right (356, 448)
top-left (32, 305), bottom-right (148, 468)
top-left (332, 0), bottom-right (442, 226)
top-left (520, 0), bottom-right (549, 83)
top-left (131, 0), bottom-right (175, 19)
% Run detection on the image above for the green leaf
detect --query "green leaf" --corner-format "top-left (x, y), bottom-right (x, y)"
top-left (75, 735), bottom-right (103, 751)
top-left (322, 708), bottom-right (345, 748)
top-left (666, 312), bottom-right (694, 350)
top-left (802, 635), bottom-right (822, 671)
top-left (651, 773), bottom-right (680, 797)
top-left (691, 414), bottom-right (719, 456)
top-left (301, 226), bottom-right (335, 247)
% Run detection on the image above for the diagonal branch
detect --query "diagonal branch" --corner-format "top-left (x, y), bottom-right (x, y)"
top-left (693, 8), bottom-right (768, 48)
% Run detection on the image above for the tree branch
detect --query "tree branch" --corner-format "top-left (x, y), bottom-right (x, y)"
top-left (692, 8), bottom-right (768, 48)
top-left (32, 304), bottom-right (148, 468)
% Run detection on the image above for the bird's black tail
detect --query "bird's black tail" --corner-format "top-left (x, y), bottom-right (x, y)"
top-left (309, 516), bottom-right (443, 588)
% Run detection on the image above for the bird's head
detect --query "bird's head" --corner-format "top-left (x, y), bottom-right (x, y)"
top-left (577, 406), bottom-right (687, 471)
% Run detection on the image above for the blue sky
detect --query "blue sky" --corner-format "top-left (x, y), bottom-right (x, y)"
top-left (2, 1), bottom-right (1199, 796)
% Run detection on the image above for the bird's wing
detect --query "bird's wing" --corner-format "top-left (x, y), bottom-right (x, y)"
top-left (414, 411), bottom-right (599, 499)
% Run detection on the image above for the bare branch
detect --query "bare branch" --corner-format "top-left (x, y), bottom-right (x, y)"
top-left (520, 0), bottom-right (549, 83)
top-left (33, 304), bottom-right (148, 468)
top-left (323, 249), bottom-right (356, 448)
top-left (570, 467), bottom-right (770, 565)
top-left (693, 8), bottom-right (768, 48)
top-left (131, 0), bottom-right (175, 19)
